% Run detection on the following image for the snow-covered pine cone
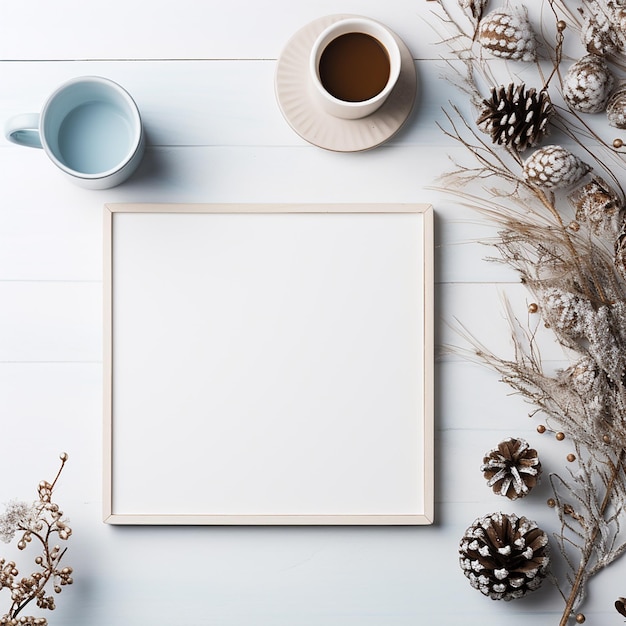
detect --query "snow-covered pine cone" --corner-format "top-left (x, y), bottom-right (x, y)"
top-left (522, 145), bottom-right (591, 189)
top-left (569, 176), bottom-right (623, 234)
top-left (476, 83), bottom-right (553, 152)
top-left (481, 437), bottom-right (541, 500)
top-left (563, 54), bottom-right (614, 114)
top-left (581, 0), bottom-right (620, 55)
top-left (459, 0), bottom-right (488, 21)
top-left (615, 219), bottom-right (626, 279)
top-left (607, 83), bottom-right (626, 128)
top-left (580, 0), bottom-right (626, 54)
top-left (459, 512), bottom-right (550, 601)
top-left (477, 7), bottom-right (536, 61)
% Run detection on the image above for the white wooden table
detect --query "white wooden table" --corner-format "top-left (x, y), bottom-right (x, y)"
top-left (0, 1), bottom-right (618, 624)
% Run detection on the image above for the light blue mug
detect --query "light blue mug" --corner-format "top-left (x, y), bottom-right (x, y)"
top-left (4, 76), bottom-right (144, 189)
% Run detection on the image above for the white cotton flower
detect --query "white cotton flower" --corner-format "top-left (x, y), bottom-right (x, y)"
top-left (0, 500), bottom-right (37, 543)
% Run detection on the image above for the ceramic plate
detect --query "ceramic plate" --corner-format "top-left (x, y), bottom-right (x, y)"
top-left (275, 14), bottom-right (417, 152)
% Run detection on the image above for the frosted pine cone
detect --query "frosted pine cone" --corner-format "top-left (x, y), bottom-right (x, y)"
top-left (616, 7), bottom-right (626, 51)
top-left (580, 0), bottom-right (620, 55)
top-left (459, 512), bottom-right (550, 600)
top-left (569, 176), bottom-right (623, 234)
top-left (481, 438), bottom-right (541, 500)
top-left (615, 220), bottom-right (626, 279)
top-left (607, 83), bottom-right (626, 128)
top-left (522, 145), bottom-right (591, 189)
top-left (478, 7), bottom-right (536, 61)
top-left (459, 0), bottom-right (488, 20)
top-left (543, 288), bottom-right (592, 336)
top-left (560, 356), bottom-right (600, 397)
top-left (476, 83), bottom-right (553, 152)
top-left (563, 55), bottom-right (614, 114)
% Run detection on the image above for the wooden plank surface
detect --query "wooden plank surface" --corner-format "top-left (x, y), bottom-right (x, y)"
top-left (0, 0), bottom-right (619, 624)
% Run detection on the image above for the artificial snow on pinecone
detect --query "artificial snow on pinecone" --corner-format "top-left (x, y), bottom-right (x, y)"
top-left (580, 0), bottom-right (620, 55)
top-left (615, 219), bottom-right (626, 279)
top-left (580, 0), bottom-right (626, 54)
top-left (616, 5), bottom-right (626, 51)
top-left (563, 54), bottom-right (615, 114)
top-left (459, 512), bottom-right (550, 601)
top-left (607, 83), bottom-right (626, 128)
top-left (569, 176), bottom-right (624, 234)
top-left (477, 7), bottom-right (536, 61)
top-left (459, 0), bottom-right (488, 20)
top-left (476, 83), bottom-right (553, 152)
top-left (481, 437), bottom-right (541, 500)
top-left (522, 145), bottom-right (591, 189)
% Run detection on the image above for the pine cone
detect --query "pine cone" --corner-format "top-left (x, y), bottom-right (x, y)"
top-left (459, 512), bottom-right (550, 601)
top-left (543, 288), bottom-right (589, 336)
top-left (560, 356), bottom-right (599, 397)
top-left (607, 83), bottom-right (626, 128)
top-left (459, 0), bottom-right (488, 21)
top-left (563, 54), bottom-right (614, 114)
top-left (569, 176), bottom-right (623, 234)
top-left (616, 7), bottom-right (626, 51)
top-left (581, 1), bottom-right (620, 55)
top-left (478, 7), bottom-right (536, 61)
top-left (476, 83), bottom-right (553, 152)
top-left (522, 145), bottom-right (591, 189)
top-left (615, 220), bottom-right (626, 279)
top-left (481, 437), bottom-right (541, 499)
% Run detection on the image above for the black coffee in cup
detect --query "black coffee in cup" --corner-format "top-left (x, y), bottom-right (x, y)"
top-left (318, 32), bottom-right (391, 103)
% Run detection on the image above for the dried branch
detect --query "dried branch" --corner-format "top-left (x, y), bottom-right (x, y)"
top-left (429, 0), bottom-right (626, 622)
top-left (0, 454), bottom-right (73, 626)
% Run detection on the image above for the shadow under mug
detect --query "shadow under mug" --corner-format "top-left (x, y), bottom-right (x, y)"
top-left (4, 76), bottom-right (144, 190)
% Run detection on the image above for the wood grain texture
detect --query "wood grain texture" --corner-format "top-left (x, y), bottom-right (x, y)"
top-left (0, 0), bottom-right (620, 624)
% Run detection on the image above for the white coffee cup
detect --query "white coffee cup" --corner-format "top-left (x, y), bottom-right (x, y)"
top-left (4, 76), bottom-right (144, 190)
top-left (309, 17), bottom-right (402, 120)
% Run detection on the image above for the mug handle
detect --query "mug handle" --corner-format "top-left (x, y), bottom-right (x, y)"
top-left (4, 113), bottom-right (42, 148)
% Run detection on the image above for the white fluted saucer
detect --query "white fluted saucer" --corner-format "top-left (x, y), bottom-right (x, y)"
top-left (275, 14), bottom-right (417, 152)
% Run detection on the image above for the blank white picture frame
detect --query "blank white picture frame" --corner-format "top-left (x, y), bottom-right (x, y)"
top-left (103, 203), bottom-right (434, 525)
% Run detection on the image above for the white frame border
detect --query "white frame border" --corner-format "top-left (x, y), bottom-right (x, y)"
top-left (103, 203), bottom-right (434, 525)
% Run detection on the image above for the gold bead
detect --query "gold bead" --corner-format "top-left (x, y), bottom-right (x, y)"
top-left (567, 453), bottom-right (576, 462)
top-left (557, 20), bottom-right (567, 32)
top-left (528, 302), bottom-right (538, 313)
top-left (59, 452), bottom-right (68, 461)
top-left (556, 432), bottom-right (565, 441)
top-left (537, 424), bottom-right (546, 434)
top-left (569, 221), bottom-right (580, 232)
top-left (575, 614), bottom-right (585, 624)
top-left (614, 138), bottom-right (624, 149)
top-left (547, 498), bottom-right (556, 508)
top-left (603, 434), bottom-right (611, 444)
